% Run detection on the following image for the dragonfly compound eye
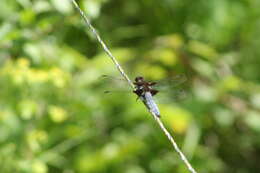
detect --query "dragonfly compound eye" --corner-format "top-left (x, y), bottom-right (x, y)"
top-left (135, 76), bottom-right (144, 82)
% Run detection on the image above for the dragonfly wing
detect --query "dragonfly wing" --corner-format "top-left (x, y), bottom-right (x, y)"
top-left (154, 88), bottom-right (188, 103)
top-left (99, 75), bottom-right (129, 84)
top-left (153, 74), bottom-right (187, 90)
top-left (150, 74), bottom-right (188, 102)
top-left (97, 75), bottom-right (133, 94)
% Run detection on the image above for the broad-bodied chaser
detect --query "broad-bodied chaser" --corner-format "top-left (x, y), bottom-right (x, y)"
top-left (101, 74), bottom-right (187, 118)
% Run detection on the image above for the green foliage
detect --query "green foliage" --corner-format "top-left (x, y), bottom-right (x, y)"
top-left (0, 0), bottom-right (260, 173)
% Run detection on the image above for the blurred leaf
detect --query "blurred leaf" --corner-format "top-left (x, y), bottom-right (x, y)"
top-left (146, 48), bottom-right (178, 66)
top-left (214, 108), bottom-right (235, 127)
top-left (218, 75), bottom-right (242, 92)
top-left (188, 40), bottom-right (218, 60)
top-left (18, 99), bottom-right (38, 120)
top-left (33, 0), bottom-right (51, 13)
top-left (191, 59), bottom-right (215, 78)
top-left (20, 9), bottom-right (35, 25)
top-left (155, 34), bottom-right (184, 49)
top-left (51, 0), bottom-right (73, 14)
top-left (244, 111), bottom-right (260, 132)
top-left (250, 94), bottom-right (260, 109)
top-left (161, 105), bottom-right (192, 134)
top-left (136, 64), bottom-right (166, 80)
top-left (83, 0), bottom-right (102, 18)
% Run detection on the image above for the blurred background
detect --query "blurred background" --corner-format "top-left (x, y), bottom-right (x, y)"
top-left (1, 0), bottom-right (260, 172)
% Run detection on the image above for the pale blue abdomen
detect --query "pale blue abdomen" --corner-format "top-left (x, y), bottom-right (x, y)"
top-left (144, 92), bottom-right (160, 117)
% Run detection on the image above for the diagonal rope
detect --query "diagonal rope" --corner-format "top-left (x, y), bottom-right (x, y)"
top-left (152, 114), bottom-right (197, 173)
top-left (70, 1), bottom-right (197, 173)
top-left (70, 0), bottom-right (134, 89)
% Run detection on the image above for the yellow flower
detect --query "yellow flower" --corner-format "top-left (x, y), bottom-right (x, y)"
top-left (27, 69), bottom-right (49, 83)
top-left (49, 67), bottom-right (68, 88)
top-left (17, 58), bottom-right (30, 68)
top-left (32, 160), bottom-right (48, 173)
top-left (48, 105), bottom-right (68, 123)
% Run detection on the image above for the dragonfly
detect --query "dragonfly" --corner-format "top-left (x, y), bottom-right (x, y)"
top-left (133, 76), bottom-right (161, 117)
top-left (100, 74), bottom-right (187, 118)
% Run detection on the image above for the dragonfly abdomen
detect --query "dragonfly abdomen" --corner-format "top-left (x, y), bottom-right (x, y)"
top-left (144, 92), bottom-right (160, 117)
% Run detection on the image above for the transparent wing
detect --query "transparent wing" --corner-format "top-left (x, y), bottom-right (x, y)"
top-left (97, 75), bottom-right (133, 94)
top-left (152, 74), bottom-right (187, 91)
top-left (151, 74), bottom-right (188, 103)
top-left (154, 88), bottom-right (188, 104)
top-left (100, 75), bottom-right (126, 82)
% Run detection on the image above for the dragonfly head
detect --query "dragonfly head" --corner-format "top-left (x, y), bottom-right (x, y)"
top-left (135, 76), bottom-right (144, 82)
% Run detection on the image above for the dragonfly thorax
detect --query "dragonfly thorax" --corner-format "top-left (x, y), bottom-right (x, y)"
top-left (133, 76), bottom-right (159, 97)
